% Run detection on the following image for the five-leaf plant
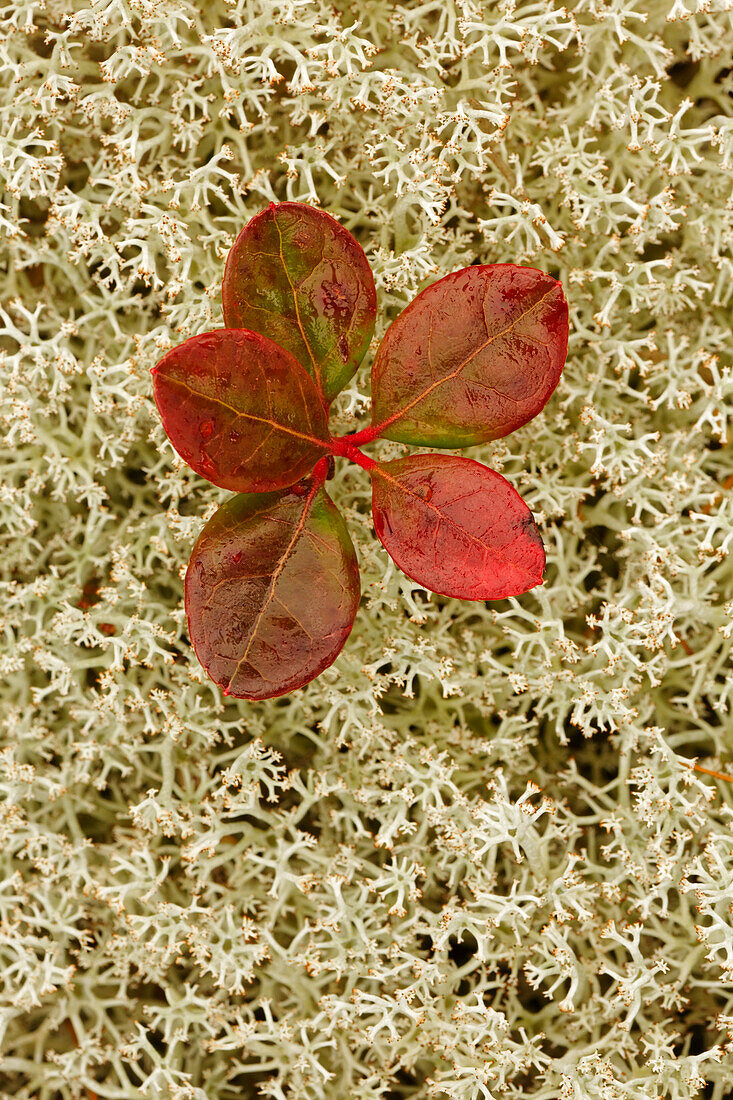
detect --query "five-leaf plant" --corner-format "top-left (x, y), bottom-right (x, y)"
top-left (152, 202), bottom-right (569, 700)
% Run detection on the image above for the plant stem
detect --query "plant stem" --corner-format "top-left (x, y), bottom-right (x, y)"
top-left (328, 436), bottom-right (378, 470)
top-left (310, 456), bottom-right (332, 487)
top-left (336, 424), bottom-right (382, 446)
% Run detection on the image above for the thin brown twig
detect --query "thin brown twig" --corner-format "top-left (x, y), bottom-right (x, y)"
top-left (687, 761), bottom-right (733, 785)
top-left (65, 1019), bottom-right (99, 1100)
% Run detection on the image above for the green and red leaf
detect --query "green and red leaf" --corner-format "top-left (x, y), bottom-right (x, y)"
top-left (222, 202), bottom-right (377, 404)
top-left (185, 470), bottom-right (361, 700)
top-left (370, 453), bottom-right (545, 600)
top-left (369, 264), bottom-right (568, 447)
top-left (152, 328), bottom-right (330, 493)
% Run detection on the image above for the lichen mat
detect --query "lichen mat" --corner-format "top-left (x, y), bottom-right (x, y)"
top-left (1, 2), bottom-right (731, 1099)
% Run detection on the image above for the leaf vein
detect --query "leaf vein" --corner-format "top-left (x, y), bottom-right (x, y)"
top-left (377, 285), bottom-right (557, 432)
top-left (226, 487), bottom-right (318, 692)
top-left (162, 375), bottom-right (328, 451)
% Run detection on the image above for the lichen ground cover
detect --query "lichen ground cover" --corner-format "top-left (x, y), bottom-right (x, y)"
top-left (0, 1), bottom-right (732, 1097)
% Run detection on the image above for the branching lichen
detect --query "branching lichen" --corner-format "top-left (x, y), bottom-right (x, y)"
top-left (0, 0), bottom-right (731, 1097)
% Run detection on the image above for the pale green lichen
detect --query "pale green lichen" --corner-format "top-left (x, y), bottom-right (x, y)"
top-left (0, 0), bottom-right (732, 1098)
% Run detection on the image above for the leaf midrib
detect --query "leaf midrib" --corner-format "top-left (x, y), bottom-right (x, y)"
top-left (374, 463), bottom-right (529, 575)
top-left (272, 210), bottom-right (322, 397)
top-left (162, 375), bottom-right (330, 451)
top-left (227, 485), bottom-right (319, 691)
top-left (373, 284), bottom-right (557, 434)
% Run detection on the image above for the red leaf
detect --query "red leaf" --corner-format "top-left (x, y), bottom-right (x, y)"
top-left (185, 473), bottom-right (361, 700)
top-left (222, 202), bottom-right (377, 404)
top-left (370, 264), bottom-right (568, 447)
top-left (370, 454), bottom-right (545, 600)
top-left (152, 328), bottom-right (330, 493)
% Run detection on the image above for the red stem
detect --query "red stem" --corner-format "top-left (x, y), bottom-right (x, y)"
top-left (340, 423), bottom-right (382, 446)
top-left (328, 436), bottom-right (378, 471)
top-left (310, 455), bottom-right (332, 486)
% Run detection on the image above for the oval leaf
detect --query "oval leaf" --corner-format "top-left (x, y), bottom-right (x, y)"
top-left (152, 328), bottom-right (330, 493)
top-left (370, 454), bottom-right (545, 600)
top-left (185, 476), bottom-right (361, 700)
top-left (370, 264), bottom-right (568, 447)
top-left (222, 202), bottom-right (377, 404)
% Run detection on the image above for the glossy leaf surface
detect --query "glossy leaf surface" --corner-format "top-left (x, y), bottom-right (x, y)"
top-left (371, 454), bottom-right (545, 600)
top-left (185, 476), bottom-right (360, 700)
top-left (152, 328), bottom-right (330, 493)
top-left (370, 264), bottom-right (568, 447)
top-left (222, 202), bottom-right (377, 403)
